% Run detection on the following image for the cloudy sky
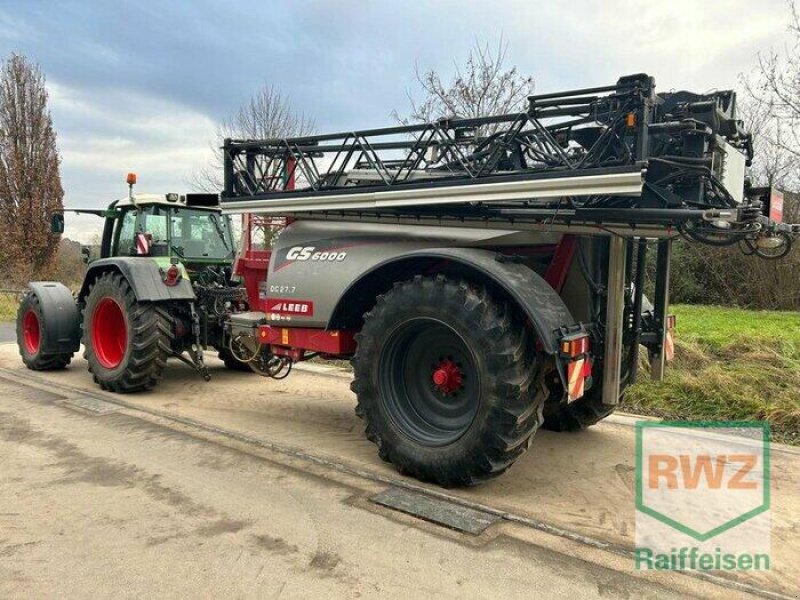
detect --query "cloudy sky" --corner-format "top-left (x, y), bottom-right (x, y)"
top-left (0, 0), bottom-right (792, 240)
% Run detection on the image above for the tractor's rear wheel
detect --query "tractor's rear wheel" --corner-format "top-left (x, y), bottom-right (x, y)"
top-left (351, 275), bottom-right (543, 487)
top-left (16, 292), bottom-right (73, 370)
top-left (83, 272), bottom-right (173, 393)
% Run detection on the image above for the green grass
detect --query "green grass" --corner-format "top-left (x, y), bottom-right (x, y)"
top-left (667, 304), bottom-right (800, 351)
top-left (623, 304), bottom-right (800, 444)
top-left (0, 294), bottom-right (18, 321)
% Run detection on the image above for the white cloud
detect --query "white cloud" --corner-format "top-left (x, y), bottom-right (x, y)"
top-left (45, 80), bottom-right (219, 243)
top-left (63, 213), bottom-right (104, 245)
top-left (48, 80), bottom-right (217, 204)
top-left (451, 0), bottom-right (791, 94)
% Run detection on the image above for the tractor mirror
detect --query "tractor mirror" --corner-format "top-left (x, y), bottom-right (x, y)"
top-left (80, 246), bottom-right (91, 264)
top-left (50, 213), bottom-right (65, 234)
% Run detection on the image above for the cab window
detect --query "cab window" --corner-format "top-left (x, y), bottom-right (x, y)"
top-left (139, 206), bottom-right (169, 256)
top-left (169, 208), bottom-right (234, 260)
top-left (114, 208), bottom-right (138, 255)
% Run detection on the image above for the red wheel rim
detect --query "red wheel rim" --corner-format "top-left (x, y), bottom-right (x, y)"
top-left (431, 358), bottom-right (464, 395)
top-left (91, 298), bottom-right (127, 369)
top-left (22, 309), bottom-right (41, 354)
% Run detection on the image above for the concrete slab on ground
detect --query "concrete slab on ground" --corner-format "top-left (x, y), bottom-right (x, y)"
top-left (0, 321), bottom-right (15, 344)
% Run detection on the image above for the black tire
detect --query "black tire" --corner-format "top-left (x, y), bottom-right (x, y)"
top-left (351, 275), bottom-right (543, 487)
top-left (16, 292), bottom-right (73, 370)
top-left (217, 347), bottom-right (253, 372)
top-left (83, 272), bottom-right (173, 393)
top-left (542, 351), bottom-right (632, 431)
top-left (542, 291), bottom-right (655, 432)
top-left (542, 384), bottom-right (617, 432)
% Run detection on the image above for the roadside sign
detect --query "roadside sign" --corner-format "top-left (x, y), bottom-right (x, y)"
top-left (635, 422), bottom-right (770, 571)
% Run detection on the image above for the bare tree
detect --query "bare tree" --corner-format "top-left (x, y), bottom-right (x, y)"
top-left (393, 38), bottom-right (535, 136)
top-left (668, 3), bottom-right (800, 312)
top-left (193, 84), bottom-right (314, 192)
top-left (737, 100), bottom-right (798, 192)
top-left (0, 53), bottom-right (64, 283)
top-left (740, 0), bottom-right (800, 214)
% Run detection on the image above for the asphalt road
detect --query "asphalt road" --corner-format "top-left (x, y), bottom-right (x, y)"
top-left (1, 344), bottom-right (796, 599)
top-left (0, 321), bottom-right (15, 343)
top-left (0, 378), bottom-right (692, 600)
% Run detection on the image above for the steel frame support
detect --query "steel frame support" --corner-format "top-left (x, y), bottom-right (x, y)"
top-left (221, 75), bottom-right (650, 204)
top-left (602, 235), bottom-right (628, 405)
top-left (628, 238), bottom-right (648, 384)
top-left (650, 239), bottom-right (673, 381)
top-left (220, 169), bottom-right (645, 214)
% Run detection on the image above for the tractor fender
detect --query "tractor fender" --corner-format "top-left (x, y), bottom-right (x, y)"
top-left (78, 258), bottom-right (195, 302)
top-left (332, 247), bottom-right (578, 355)
top-left (26, 282), bottom-right (81, 354)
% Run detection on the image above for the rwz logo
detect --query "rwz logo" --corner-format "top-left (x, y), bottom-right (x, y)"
top-left (648, 453), bottom-right (758, 490)
top-left (636, 422), bottom-right (769, 544)
top-left (285, 246), bottom-right (347, 262)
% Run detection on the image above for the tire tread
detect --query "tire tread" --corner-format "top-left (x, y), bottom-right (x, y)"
top-left (82, 272), bottom-right (173, 393)
top-left (351, 276), bottom-right (545, 486)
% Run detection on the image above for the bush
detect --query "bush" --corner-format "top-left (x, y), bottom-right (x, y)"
top-left (0, 237), bottom-right (86, 290)
top-left (653, 193), bottom-right (800, 310)
top-left (665, 242), bottom-right (800, 310)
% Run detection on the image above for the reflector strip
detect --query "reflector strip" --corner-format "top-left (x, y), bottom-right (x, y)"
top-left (560, 333), bottom-right (590, 357)
top-left (665, 331), bottom-right (675, 362)
top-left (770, 189), bottom-right (784, 224)
top-left (567, 358), bottom-right (586, 402)
top-left (135, 233), bottom-right (150, 255)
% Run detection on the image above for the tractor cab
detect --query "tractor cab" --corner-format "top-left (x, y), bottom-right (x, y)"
top-left (102, 193), bottom-right (236, 265)
top-left (51, 172), bottom-right (235, 268)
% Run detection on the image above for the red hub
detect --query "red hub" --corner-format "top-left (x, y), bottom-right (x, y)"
top-left (91, 298), bottom-right (127, 369)
top-left (22, 309), bottom-right (40, 354)
top-left (431, 358), bottom-right (464, 395)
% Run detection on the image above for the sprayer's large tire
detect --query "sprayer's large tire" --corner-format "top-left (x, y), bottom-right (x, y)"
top-left (546, 295), bottom-right (658, 432)
top-left (83, 272), bottom-right (173, 393)
top-left (542, 384), bottom-right (617, 432)
top-left (217, 348), bottom-right (253, 372)
top-left (16, 292), bottom-right (73, 370)
top-left (351, 275), bottom-right (543, 487)
top-left (542, 349), bottom-right (636, 432)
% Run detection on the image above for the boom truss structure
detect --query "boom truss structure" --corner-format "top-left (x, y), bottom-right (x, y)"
top-left (221, 73), bottom-right (797, 253)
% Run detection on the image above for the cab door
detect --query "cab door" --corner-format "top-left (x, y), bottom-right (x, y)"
top-left (112, 207), bottom-right (139, 256)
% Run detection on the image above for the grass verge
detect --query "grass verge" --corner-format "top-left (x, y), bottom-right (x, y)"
top-left (623, 304), bottom-right (800, 445)
top-left (0, 293), bottom-right (19, 321)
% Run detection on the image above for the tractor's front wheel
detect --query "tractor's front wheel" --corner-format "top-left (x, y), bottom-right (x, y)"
top-left (83, 272), bottom-right (173, 393)
top-left (352, 275), bottom-right (544, 487)
top-left (16, 292), bottom-right (73, 370)
top-left (217, 347), bottom-right (253, 372)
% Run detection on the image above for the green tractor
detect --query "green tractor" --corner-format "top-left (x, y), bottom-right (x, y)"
top-left (16, 175), bottom-right (252, 392)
